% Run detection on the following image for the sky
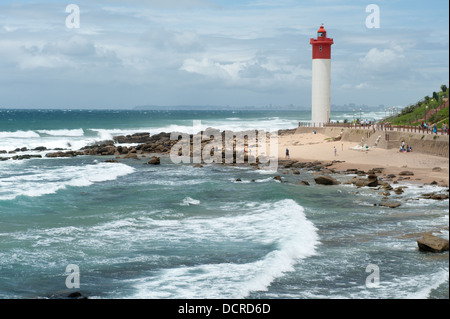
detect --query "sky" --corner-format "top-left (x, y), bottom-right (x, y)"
top-left (0, 0), bottom-right (448, 109)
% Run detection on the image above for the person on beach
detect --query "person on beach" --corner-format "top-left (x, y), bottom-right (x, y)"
top-left (286, 148), bottom-right (290, 159)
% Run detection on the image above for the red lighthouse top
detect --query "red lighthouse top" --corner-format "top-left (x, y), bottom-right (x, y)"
top-left (310, 24), bottom-right (334, 59)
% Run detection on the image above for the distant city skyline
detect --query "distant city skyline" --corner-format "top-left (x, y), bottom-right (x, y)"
top-left (0, 0), bottom-right (448, 109)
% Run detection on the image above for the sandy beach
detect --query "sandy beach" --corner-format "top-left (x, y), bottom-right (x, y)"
top-left (278, 131), bottom-right (449, 185)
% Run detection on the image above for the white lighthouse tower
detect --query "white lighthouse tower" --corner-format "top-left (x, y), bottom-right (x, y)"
top-left (310, 25), bottom-right (334, 126)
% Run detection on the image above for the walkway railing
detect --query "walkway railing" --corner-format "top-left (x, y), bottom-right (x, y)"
top-left (298, 122), bottom-right (449, 136)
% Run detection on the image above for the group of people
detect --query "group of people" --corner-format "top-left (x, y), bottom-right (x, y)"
top-left (400, 141), bottom-right (413, 153)
top-left (420, 122), bottom-right (447, 135)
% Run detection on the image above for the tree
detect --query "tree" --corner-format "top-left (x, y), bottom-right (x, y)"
top-left (424, 96), bottom-right (430, 104)
top-left (441, 85), bottom-right (448, 93)
top-left (433, 91), bottom-right (439, 102)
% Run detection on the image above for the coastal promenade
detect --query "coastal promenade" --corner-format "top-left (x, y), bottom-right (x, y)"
top-left (299, 122), bottom-right (449, 136)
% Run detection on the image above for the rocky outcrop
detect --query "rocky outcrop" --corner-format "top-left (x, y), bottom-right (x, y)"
top-left (351, 174), bottom-right (379, 188)
top-left (399, 171), bottom-right (414, 176)
top-left (378, 201), bottom-right (401, 208)
top-left (421, 193), bottom-right (449, 200)
top-left (417, 233), bottom-right (449, 253)
top-left (114, 132), bottom-right (152, 144)
top-left (147, 156), bottom-right (161, 165)
top-left (46, 151), bottom-right (83, 158)
top-left (314, 175), bottom-right (340, 185)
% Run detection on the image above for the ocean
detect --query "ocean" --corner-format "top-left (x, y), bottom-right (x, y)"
top-left (0, 109), bottom-right (448, 299)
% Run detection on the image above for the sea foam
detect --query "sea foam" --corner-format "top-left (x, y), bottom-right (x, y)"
top-left (128, 199), bottom-right (319, 299)
top-left (0, 162), bottom-right (135, 201)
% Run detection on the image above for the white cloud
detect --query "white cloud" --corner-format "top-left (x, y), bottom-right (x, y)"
top-left (0, 0), bottom-right (448, 108)
top-left (360, 47), bottom-right (404, 69)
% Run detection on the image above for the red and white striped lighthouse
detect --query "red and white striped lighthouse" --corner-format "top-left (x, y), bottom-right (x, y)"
top-left (310, 25), bottom-right (334, 125)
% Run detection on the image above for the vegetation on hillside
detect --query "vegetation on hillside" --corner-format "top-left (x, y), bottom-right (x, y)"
top-left (382, 85), bottom-right (449, 128)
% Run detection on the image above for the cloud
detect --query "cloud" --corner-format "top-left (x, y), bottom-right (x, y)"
top-left (0, 0), bottom-right (448, 108)
top-left (360, 46), bottom-right (404, 69)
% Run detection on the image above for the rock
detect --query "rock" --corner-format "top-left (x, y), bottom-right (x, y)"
top-left (104, 159), bottom-right (119, 163)
top-left (431, 194), bottom-right (449, 200)
top-left (378, 202), bottom-right (401, 208)
top-left (387, 174), bottom-right (396, 179)
top-left (32, 146), bottom-right (47, 151)
top-left (380, 182), bottom-right (393, 191)
top-left (354, 174), bottom-right (379, 188)
top-left (292, 169), bottom-right (300, 175)
top-left (432, 167), bottom-right (442, 172)
top-left (46, 151), bottom-right (80, 158)
top-left (298, 180), bottom-right (310, 186)
top-left (236, 178), bottom-right (242, 182)
top-left (421, 193), bottom-right (449, 200)
top-left (49, 291), bottom-right (88, 299)
top-left (417, 233), bottom-right (449, 253)
top-left (114, 132), bottom-right (152, 144)
top-left (399, 171), bottom-right (414, 176)
top-left (147, 156), bottom-right (161, 165)
top-left (67, 292), bottom-right (87, 299)
top-left (194, 164), bottom-right (203, 168)
top-left (314, 175), bottom-right (340, 186)
top-left (12, 155), bottom-right (42, 160)
top-left (273, 176), bottom-right (282, 182)
top-left (123, 153), bottom-right (139, 159)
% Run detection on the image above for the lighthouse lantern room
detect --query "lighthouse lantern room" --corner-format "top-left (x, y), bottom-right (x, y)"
top-left (310, 25), bottom-right (334, 126)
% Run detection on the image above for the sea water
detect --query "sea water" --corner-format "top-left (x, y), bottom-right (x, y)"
top-left (0, 109), bottom-right (448, 299)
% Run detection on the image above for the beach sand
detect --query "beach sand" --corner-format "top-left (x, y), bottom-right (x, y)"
top-left (278, 131), bottom-right (449, 185)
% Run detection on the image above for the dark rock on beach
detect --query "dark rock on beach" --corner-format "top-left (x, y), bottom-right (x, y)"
top-left (417, 233), bottom-right (449, 253)
top-left (378, 201), bottom-right (401, 208)
top-left (314, 175), bottom-right (340, 185)
top-left (421, 193), bottom-right (449, 200)
top-left (351, 174), bottom-right (379, 188)
top-left (12, 155), bottom-right (42, 160)
top-left (46, 151), bottom-right (83, 158)
top-left (49, 291), bottom-right (88, 299)
top-left (147, 156), bottom-right (161, 165)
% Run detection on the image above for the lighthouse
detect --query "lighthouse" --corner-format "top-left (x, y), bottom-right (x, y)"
top-left (310, 25), bottom-right (334, 126)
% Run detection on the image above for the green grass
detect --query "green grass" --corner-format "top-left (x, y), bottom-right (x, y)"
top-left (382, 87), bottom-right (449, 128)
